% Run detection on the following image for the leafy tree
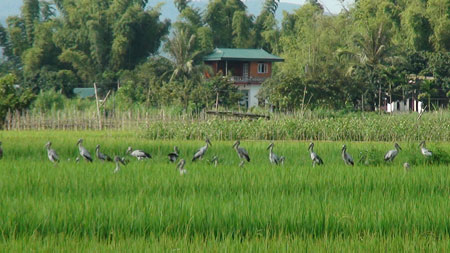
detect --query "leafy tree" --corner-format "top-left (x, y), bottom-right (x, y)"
top-left (205, 0), bottom-right (253, 48)
top-left (0, 74), bottom-right (35, 125)
top-left (205, 73), bottom-right (242, 109)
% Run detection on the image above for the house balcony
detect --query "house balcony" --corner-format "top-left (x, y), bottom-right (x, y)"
top-left (229, 76), bottom-right (268, 84)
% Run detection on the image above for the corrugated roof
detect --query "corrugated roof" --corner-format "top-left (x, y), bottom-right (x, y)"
top-left (73, 88), bottom-right (96, 98)
top-left (204, 48), bottom-right (284, 62)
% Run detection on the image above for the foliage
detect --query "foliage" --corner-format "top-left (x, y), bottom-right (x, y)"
top-left (0, 0), bottom-right (449, 111)
top-left (31, 89), bottom-right (65, 112)
top-left (0, 0), bottom-right (170, 92)
top-left (0, 74), bottom-right (35, 125)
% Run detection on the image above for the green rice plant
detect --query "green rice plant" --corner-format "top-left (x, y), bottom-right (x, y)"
top-left (0, 131), bottom-right (449, 250)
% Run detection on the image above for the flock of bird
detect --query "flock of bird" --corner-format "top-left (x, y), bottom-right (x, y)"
top-left (0, 139), bottom-right (435, 175)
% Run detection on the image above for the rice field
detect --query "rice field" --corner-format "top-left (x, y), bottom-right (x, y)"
top-left (1, 130), bottom-right (450, 251)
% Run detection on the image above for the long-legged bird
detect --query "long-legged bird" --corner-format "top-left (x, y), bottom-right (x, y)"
top-left (177, 159), bottom-right (187, 175)
top-left (96, 144), bottom-right (113, 162)
top-left (168, 146), bottom-right (179, 163)
top-left (308, 142), bottom-right (323, 167)
top-left (341, 144), bottom-right (354, 166)
top-left (233, 140), bottom-right (250, 167)
top-left (384, 143), bottom-right (401, 162)
top-left (192, 139), bottom-right (212, 162)
top-left (114, 156), bottom-right (126, 173)
top-left (126, 147), bottom-right (151, 160)
top-left (77, 139), bottom-right (93, 162)
top-left (267, 142), bottom-right (282, 165)
top-left (210, 155), bottom-right (219, 167)
top-left (45, 141), bottom-right (59, 163)
top-left (419, 141), bottom-right (432, 158)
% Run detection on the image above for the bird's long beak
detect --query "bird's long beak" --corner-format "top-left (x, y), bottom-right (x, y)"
top-left (207, 139), bottom-right (212, 146)
top-left (267, 143), bottom-right (273, 150)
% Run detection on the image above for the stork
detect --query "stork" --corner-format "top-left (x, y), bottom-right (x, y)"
top-left (77, 139), bottom-right (93, 162)
top-left (279, 156), bottom-right (285, 165)
top-left (0, 141), bottom-right (3, 159)
top-left (308, 142), bottom-right (323, 167)
top-left (168, 146), bottom-right (179, 163)
top-left (210, 155), bottom-right (219, 167)
top-left (384, 143), bottom-right (401, 162)
top-left (419, 141), bottom-right (432, 158)
top-left (45, 141), bottom-right (59, 163)
top-left (403, 162), bottom-right (411, 172)
top-left (267, 142), bottom-right (282, 165)
top-left (232, 140), bottom-right (250, 167)
top-left (176, 159), bottom-right (187, 175)
top-left (96, 145), bottom-right (113, 162)
top-left (341, 144), bottom-right (354, 166)
top-left (126, 146), bottom-right (151, 160)
top-left (192, 139), bottom-right (212, 162)
top-left (114, 156), bottom-right (126, 173)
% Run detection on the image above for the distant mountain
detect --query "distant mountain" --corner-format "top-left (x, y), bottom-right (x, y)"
top-left (1, 0), bottom-right (301, 26)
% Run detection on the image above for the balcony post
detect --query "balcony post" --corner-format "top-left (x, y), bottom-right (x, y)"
top-left (225, 61), bottom-right (228, 76)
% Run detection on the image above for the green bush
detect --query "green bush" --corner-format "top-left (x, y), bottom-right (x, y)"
top-left (32, 89), bottom-right (66, 112)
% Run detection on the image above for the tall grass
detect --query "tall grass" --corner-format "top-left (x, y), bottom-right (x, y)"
top-left (5, 109), bottom-right (449, 142)
top-left (0, 131), bottom-right (449, 250)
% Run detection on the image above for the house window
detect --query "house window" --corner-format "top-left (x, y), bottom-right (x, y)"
top-left (257, 63), bottom-right (268, 74)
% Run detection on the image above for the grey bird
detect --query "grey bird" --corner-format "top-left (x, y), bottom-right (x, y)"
top-left (279, 156), bottom-right (285, 165)
top-left (341, 144), bottom-right (354, 166)
top-left (126, 146), bottom-right (151, 160)
top-left (210, 155), bottom-right (219, 167)
top-left (114, 156), bottom-right (126, 173)
top-left (45, 141), bottom-right (59, 163)
top-left (308, 142), bottom-right (323, 167)
top-left (168, 146), bottom-right (179, 163)
top-left (267, 142), bottom-right (282, 165)
top-left (77, 139), bottom-right (93, 162)
top-left (0, 141), bottom-right (3, 159)
top-left (176, 159), bottom-right (187, 175)
top-left (384, 143), bottom-right (401, 162)
top-left (403, 162), bottom-right (411, 172)
top-left (419, 141), bottom-right (432, 158)
top-left (232, 140), bottom-right (250, 167)
top-left (192, 139), bottom-right (212, 162)
top-left (96, 144), bottom-right (113, 162)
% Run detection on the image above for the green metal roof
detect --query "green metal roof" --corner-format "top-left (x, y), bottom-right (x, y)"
top-left (73, 88), bottom-right (96, 98)
top-left (204, 48), bottom-right (284, 62)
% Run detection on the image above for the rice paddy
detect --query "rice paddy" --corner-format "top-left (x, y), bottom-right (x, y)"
top-left (0, 130), bottom-right (449, 251)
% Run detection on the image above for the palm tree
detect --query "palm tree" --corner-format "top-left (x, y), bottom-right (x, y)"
top-left (336, 22), bottom-right (394, 110)
top-left (165, 28), bottom-right (203, 82)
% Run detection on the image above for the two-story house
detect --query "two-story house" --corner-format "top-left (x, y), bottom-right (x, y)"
top-left (204, 48), bottom-right (284, 108)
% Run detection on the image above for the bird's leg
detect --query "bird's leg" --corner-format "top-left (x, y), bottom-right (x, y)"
top-left (214, 160), bottom-right (218, 167)
top-left (239, 161), bottom-right (245, 167)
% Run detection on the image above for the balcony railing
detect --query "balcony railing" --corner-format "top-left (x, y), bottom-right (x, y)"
top-left (229, 76), bottom-right (268, 83)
